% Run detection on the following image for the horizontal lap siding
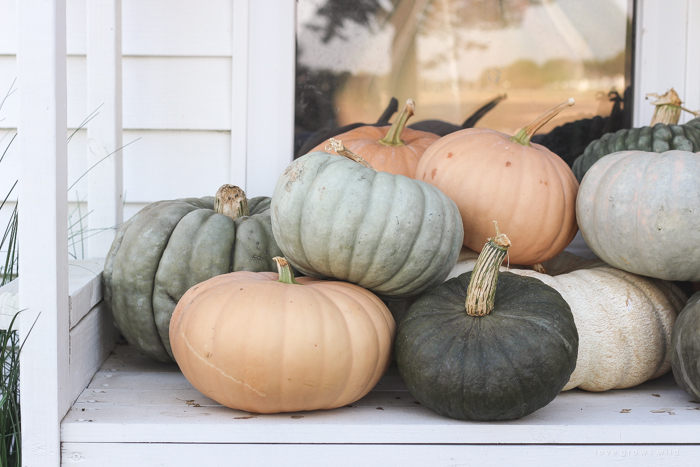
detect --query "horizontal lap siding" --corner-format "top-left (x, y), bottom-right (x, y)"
top-left (0, 0), bottom-right (237, 257)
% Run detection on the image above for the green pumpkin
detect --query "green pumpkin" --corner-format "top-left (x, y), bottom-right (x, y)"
top-left (396, 227), bottom-right (578, 421)
top-left (571, 118), bottom-right (700, 182)
top-left (271, 142), bottom-right (463, 300)
top-left (671, 292), bottom-right (700, 400)
top-left (103, 185), bottom-right (283, 362)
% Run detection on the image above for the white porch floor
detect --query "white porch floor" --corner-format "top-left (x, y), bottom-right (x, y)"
top-left (60, 343), bottom-right (700, 466)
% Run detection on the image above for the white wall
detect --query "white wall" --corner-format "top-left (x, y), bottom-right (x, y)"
top-left (1, 0), bottom-right (295, 259)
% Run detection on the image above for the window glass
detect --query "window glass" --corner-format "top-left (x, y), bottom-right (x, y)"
top-left (295, 0), bottom-right (633, 157)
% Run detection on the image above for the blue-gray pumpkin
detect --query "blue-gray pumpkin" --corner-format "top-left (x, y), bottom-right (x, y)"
top-left (103, 185), bottom-right (283, 362)
top-left (271, 142), bottom-right (463, 300)
top-left (671, 292), bottom-right (700, 401)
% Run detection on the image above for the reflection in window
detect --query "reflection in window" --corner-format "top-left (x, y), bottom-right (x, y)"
top-left (295, 0), bottom-right (633, 160)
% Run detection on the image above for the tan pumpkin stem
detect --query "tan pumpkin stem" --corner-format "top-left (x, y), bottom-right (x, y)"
top-left (532, 263), bottom-right (548, 274)
top-left (215, 184), bottom-right (250, 219)
top-left (325, 139), bottom-right (377, 171)
top-left (511, 98), bottom-right (575, 147)
top-left (378, 99), bottom-right (415, 147)
top-left (465, 221), bottom-right (511, 317)
top-left (647, 88), bottom-right (700, 125)
top-left (273, 257), bottom-right (301, 285)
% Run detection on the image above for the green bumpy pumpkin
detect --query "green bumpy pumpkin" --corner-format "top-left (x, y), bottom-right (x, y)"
top-left (671, 292), bottom-right (700, 401)
top-left (103, 185), bottom-right (284, 362)
top-left (396, 227), bottom-right (578, 421)
top-left (572, 118), bottom-right (700, 182)
top-left (271, 142), bottom-right (463, 300)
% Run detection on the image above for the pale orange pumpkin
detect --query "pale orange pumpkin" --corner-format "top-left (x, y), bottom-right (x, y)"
top-left (415, 99), bottom-right (579, 265)
top-left (309, 99), bottom-right (440, 177)
top-left (169, 257), bottom-right (396, 414)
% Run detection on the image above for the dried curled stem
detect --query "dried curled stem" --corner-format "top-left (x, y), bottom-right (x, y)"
top-left (325, 138), bottom-right (376, 171)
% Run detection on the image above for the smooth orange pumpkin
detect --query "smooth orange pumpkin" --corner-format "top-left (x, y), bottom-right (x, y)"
top-left (309, 99), bottom-right (440, 177)
top-left (169, 257), bottom-right (396, 414)
top-left (415, 99), bottom-right (579, 265)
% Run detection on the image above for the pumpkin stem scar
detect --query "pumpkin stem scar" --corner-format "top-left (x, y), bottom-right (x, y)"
top-left (215, 184), bottom-right (250, 219)
top-left (181, 333), bottom-right (267, 397)
top-left (378, 98), bottom-right (415, 147)
top-left (325, 139), bottom-right (377, 171)
top-left (465, 221), bottom-right (511, 316)
top-left (273, 256), bottom-right (301, 285)
top-left (510, 98), bottom-right (574, 147)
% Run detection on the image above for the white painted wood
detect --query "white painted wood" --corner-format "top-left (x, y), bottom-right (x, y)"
top-left (0, 57), bottom-right (232, 131)
top-left (0, 278), bottom-right (18, 330)
top-left (2, 0), bottom-right (233, 57)
top-left (67, 259), bottom-right (104, 328)
top-left (68, 301), bottom-right (118, 408)
top-left (61, 443), bottom-right (700, 467)
top-left (122, 0), bottom-right (233, 57)
top-left (17, 1), bottom-right (69, 466)
top-left (230, 0), bottom-right (249, 190)
top-left (62, 345), bottom-right (700, 445)
top-left (242, 0), bottom-right (295, 197)
top-left (86, 0), bottom-right (123, 258)
top-left (633, 0), bottom-right (691, 126)
top-left (684, 0), bottom-right (700, 122)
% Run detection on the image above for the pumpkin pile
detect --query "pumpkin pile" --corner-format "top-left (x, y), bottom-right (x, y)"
top-left (103, 90), bottom-right (700, 419)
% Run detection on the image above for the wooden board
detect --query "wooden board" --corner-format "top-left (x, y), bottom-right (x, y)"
top-left (61, 443), bottom-right (700, 467)
top-left (62, 344), bottom-right (700, 446)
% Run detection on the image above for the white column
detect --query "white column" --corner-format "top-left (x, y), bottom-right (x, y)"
top-left (87, 0), bottom-right (123, 258)
top-left (633, 0), bottom-right (699, 125)
top-left (231, 0), bottom-right (296, 197)
top-left (17, 0), bottom-right (69, 466)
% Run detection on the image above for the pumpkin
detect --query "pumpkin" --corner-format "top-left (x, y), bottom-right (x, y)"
top-left (416, 99), bottom-right (579, 266)
top-left (448, 248), bottom-right (686, 391)
top-left (295, 97), bottom-right (399, 159)
top-left (271, 140), bottom-right (463, 300)
top-left (396, 225), bottom-right (578, 421)
top-left (308, 99), bottom-right (440, 177)
top-left (408, 94), bottom-right (507, 137)
top-left (531, 90), bottom-right (627, 167)
top-left (572, 89), bottom-right (700, 182)
top-left (169, 257), bottom-right (396, 414)
top-left (103, 185), bottom-right (284, 362)
top-left (671, 292), bottom-right (700, 401)
top-left (576, 150), bottom-right (700, 282)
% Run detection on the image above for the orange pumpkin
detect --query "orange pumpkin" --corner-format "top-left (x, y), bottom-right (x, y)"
top-left (309, 99), bottom-right (440, 177)
top-left (169, 257), bottom-right (396, 414)
top-left (415, 99), bottom-right (579, 265)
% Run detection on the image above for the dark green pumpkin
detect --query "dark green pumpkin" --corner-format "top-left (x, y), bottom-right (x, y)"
top-left (396, 230), bottom-right (578, 421)
top-left (571, 118), bottom-right (700, 182)
top-left (671, 292), bottom-right (700, 401)
top-left (103, 186), bottom-right (283, 362)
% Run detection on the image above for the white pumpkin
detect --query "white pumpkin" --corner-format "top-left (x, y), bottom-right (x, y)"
top-left (448, 249), bottom-right (686, 391)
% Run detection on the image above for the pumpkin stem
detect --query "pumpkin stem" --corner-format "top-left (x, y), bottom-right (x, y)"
top-left (646, 88), bottom-right (699, 125)
top-left (325, 139), bottom-right (377, 171)
top-left (215, 184), bottom-right (250, 219)
top-left (510, 98), bottom-right (575, 147)
top-left (273, 257), bottom-right (301, 285)
top-left (465, 221), bottom-right (511, 317)
top-left (378, 99), bottom-right (415, 147)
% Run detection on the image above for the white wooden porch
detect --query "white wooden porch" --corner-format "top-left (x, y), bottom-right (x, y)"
top-left (7, 0), bottom-right (700, 465)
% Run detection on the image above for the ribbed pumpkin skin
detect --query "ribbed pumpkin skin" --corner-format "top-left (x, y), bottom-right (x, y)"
top-left (577, 150), bottom-right (700, 281)
top-left (671, 292), bottom-right (700, 400)
top-left (309, 125), bottom-right (440, 177)
top-left (103, 196), bottom-right (282, 362)
top-left (572, 119), bottom-right (700, 182)
top-left (169, 271), bottom-right (396, 414)
top-left (448, 251), bottom-right (686, 391)
top-left (396, 272), bottom-right (578, 421)
top-left (271, 152), bottom-right (464, 299)
top-left (415, 128), bottom-right (579, 265)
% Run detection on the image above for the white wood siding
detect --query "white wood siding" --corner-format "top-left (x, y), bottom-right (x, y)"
top-left (634, 0), bottom-right (700, 125)
top-left (0, 0), bottom-right (293, 259)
